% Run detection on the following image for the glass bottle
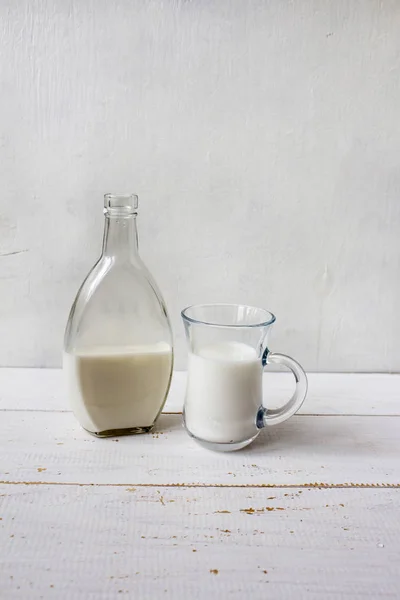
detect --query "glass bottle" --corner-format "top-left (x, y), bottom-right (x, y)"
top-left (64, 193), bottom-right (174, 437)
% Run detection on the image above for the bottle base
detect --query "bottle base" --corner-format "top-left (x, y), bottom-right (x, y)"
top-left (84, 425), bottom-right (154, 438)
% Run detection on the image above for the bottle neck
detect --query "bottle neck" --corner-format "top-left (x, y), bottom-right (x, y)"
top-left (102, 214), bottom-right (139, 259)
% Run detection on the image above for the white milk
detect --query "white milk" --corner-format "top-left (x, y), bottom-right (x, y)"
top-left (184, 342), bottom-right (262, 444)
top-left (64, 343), bottom-right (172, 434)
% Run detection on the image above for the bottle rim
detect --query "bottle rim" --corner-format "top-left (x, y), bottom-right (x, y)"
top-left (104, 193), bottom-right (138, 215)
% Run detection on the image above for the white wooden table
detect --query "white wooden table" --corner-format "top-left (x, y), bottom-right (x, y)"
top-left (1, 370), bottom-right (399, 599)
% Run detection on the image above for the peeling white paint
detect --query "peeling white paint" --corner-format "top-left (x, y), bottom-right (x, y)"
top-left (0, 1), bottom-right (399, 371)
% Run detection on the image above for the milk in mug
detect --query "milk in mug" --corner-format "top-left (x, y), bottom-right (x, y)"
top-left (184, 341), bottom-right (262, 444)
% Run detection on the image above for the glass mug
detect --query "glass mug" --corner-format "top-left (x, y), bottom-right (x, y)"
top-left (181, 304), bottom-right (308, 451)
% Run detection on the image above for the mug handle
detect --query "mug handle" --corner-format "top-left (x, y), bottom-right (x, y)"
top-left (256, 349), bottom-right (308, 428)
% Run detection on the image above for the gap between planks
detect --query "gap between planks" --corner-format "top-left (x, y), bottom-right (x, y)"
top-left (0, 409), bottom-right (398, 418)
top-left (1, 480), bottom-right (399, 489)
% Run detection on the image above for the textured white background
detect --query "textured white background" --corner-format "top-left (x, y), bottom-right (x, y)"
top-left (0, 0), bottom-right (399, 371)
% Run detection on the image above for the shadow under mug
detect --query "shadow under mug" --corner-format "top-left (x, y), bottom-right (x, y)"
top-left (181, 304), bottom-right (308, 452)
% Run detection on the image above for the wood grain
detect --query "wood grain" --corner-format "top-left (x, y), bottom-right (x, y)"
top-left (1, 485), bottom-right (399, 599)
top-left (1, 412), bottom-right (399, 487)
top-left (1, 370), bottom-right (399, 598)
top-left (0, 369), bottom-right (399, 415)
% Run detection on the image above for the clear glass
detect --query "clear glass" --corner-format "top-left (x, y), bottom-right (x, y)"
top-left (181, 304), bottom-right (307, 452)
top-left (64, 194), bottom-right (173, 437)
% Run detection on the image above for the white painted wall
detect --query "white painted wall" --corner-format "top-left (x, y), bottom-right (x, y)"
top-left (0, 0), bottom-right (399, 371)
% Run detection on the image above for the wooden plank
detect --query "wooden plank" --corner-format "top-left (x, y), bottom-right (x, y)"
top-left (1, 484), bottom-right (399, 599)
top-left (0, 369), bottom-right (399, 415)
top-left (1, 412), bottom-right (399, 486)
